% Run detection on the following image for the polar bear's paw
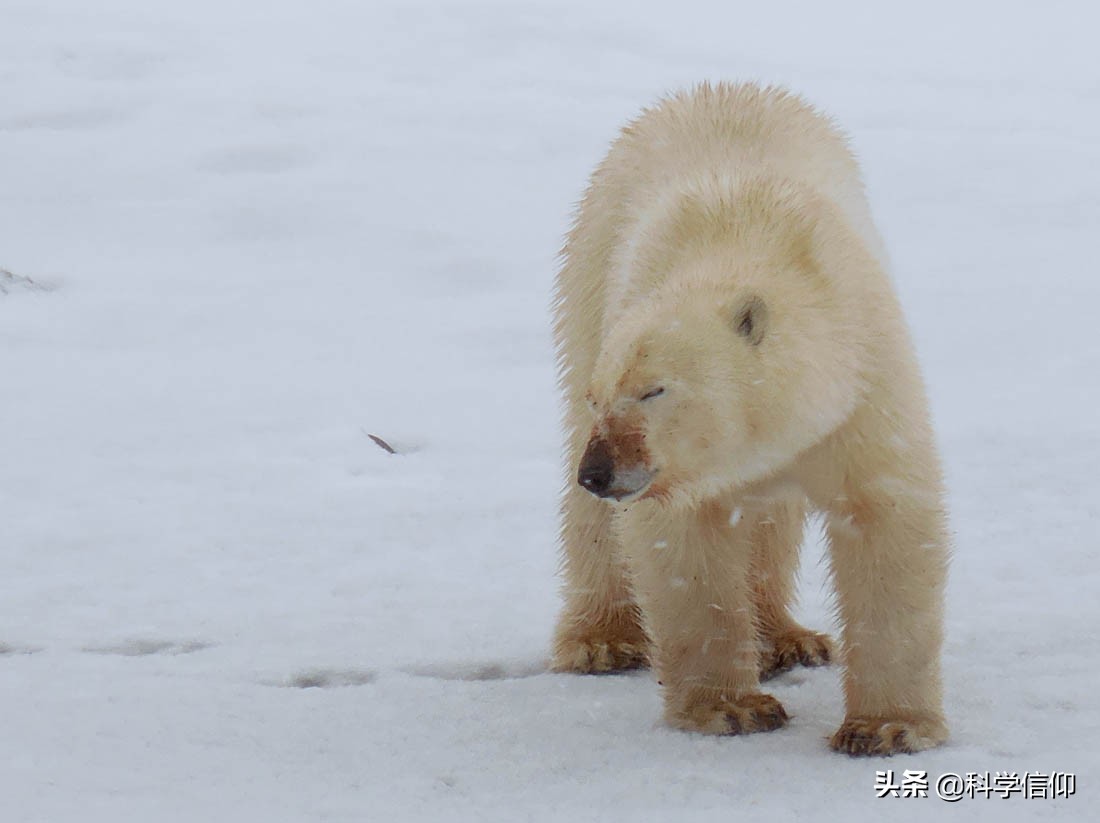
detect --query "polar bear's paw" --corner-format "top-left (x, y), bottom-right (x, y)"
top-left (551, 616), bottom-right (649, 673)
top-left (830, 715), bottom-right (948, 756)
top-left (670, 691), bottom-right (789, 735)
top-left (760, 629), bottom-right (833, 680)
top-left (551, 638), bottom-right (648, 673)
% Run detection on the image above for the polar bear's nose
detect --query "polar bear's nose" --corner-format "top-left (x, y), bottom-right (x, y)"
top-left (578, 438), bottom-right (614, 497)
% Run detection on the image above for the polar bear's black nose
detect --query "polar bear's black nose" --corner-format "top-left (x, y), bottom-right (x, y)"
top-left (578, 438), bottom-right (614, 497)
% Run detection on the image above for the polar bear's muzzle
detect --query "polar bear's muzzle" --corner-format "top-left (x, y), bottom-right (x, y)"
top-left (578, 434), bottom-right (655, 501)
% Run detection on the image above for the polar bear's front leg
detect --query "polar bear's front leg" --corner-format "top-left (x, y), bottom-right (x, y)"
top-left (621, 500), bottom-right (787, 736)
top-left (826, 492), bottom-right (949, 755)
top-left (551, 483), bottom-right (649, 673)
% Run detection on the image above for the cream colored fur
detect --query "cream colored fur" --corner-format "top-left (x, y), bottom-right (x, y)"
top-left (550, 82), bottom-right (949, 756)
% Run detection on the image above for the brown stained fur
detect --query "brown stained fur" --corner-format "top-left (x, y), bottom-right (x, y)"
top-left (830, 715), bottom-right (948, 757)
top-left (551, 612), bottom-right (649, 673)
top-left (759, 629), bottom-right (833, 680)
top-left (596, 412), bottom-right (652, 474)
top-left (669, 690), bottom-right (789, 736)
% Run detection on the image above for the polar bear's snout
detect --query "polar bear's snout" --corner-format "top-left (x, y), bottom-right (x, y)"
top-left (578, 438), bottom-right (614, 496)
top-left (578, 434), bottom-right (655, 501)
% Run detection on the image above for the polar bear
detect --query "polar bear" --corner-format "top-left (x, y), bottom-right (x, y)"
top-left (550, 82), bottom-right (949, 756)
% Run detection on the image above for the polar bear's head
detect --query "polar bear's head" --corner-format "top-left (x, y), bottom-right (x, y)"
top-left (578, 265), bottom-right (866, 508)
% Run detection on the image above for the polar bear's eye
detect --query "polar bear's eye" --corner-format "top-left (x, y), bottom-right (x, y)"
top-left (639, 387), bottom-right (665, 401)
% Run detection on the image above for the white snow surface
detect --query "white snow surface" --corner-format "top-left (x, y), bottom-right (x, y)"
top-left (2, 1), bottom-right (1098, 821)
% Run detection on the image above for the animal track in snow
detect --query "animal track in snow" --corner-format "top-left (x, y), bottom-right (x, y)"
top-left (406, 659), bottom-right (546, 682)
top-left (0, 642), bottom-right (41, 656)
top-left (82, 638), bottom-right (214, 657)
top-left (275, 668), bottom-right (376, 689)
top-left (0, 106), bottom-right (135, 133)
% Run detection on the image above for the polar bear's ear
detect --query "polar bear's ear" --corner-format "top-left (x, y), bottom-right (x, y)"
top-left (731, 294), bottom-right (768, 346)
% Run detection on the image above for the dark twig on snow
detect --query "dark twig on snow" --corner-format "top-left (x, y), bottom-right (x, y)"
top-left (363, 429), bottom-right (397, 455)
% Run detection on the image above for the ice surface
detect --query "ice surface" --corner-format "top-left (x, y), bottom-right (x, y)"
top-left (2, 1), bottom-right (1097, 821)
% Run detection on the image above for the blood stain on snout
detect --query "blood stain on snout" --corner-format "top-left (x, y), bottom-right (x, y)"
top-left (601, 412), bottom-right (653, 473)
top-left (579, 406), bottom-right (657, 499)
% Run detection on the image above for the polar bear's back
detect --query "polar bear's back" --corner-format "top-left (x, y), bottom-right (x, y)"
top-left (601, 82), bottom-right (884, 265)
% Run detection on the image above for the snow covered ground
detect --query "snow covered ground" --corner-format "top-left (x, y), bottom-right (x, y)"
top-left (2, 1), bottom-right (1097, 820)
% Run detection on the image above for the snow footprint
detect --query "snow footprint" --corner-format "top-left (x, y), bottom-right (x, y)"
top-left (405, 659), bottom-right (546, 682)
top-left (82, 638), bottom-right (214, 657)
top-left (275, 668), bottom-right (376, 689)
top-left (0, 642), bottom-right (41, 656)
